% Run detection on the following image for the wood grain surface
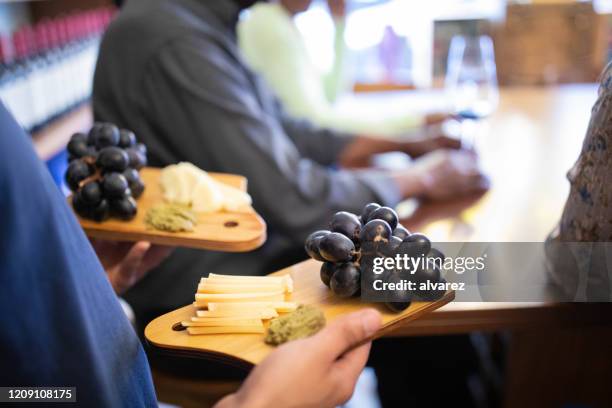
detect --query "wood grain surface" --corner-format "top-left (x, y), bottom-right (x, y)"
top-left (145, 260), bottom-right (454, 367)
top-left (73, 167), bottom-right (267, 252)
top-left (339, 85), bottom-right (609, 334)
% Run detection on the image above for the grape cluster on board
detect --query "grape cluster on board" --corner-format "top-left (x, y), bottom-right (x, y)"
top-left (65, 122), bottom-right (147, 222)
top-left (305, 203), bottom-right (447, 313)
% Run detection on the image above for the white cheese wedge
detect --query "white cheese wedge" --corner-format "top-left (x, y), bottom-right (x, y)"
top-left (214, 181), bottom-right (252, 211)
top-left (160, 164), bottom-right (196, 205)
top-left (191, 177), bottom-right (224, 213)
top-left (160, 162), bottom-right (253, 214)
top-left (159, 166), bottom-right (180, 203)
top-left (176, 162), bottom-right (203, 188)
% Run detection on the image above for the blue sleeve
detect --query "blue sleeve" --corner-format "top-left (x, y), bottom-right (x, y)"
top-left (0, 103), bottom-right (157, 407)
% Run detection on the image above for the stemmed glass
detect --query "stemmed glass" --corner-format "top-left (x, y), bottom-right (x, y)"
top-left (444, 35), bottom-right (499, 148)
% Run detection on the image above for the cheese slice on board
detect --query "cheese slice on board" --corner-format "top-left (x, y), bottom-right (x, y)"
top-left (195, 309), bottom-right (278, 319)
top-left (182, 318), bottom-right (264, 327)
top-left (204, 274), bottom-right (293, 292)
top-left (197, 282), bottom-right (285, 294)
top-left (187, 326), bottom-right (265, 335)
top-left (194, 291), bottom-right (285, 307)
top-left (205, 274), bottom-right (286, 282)
top-left (207, 301), bottom-right (298, 313)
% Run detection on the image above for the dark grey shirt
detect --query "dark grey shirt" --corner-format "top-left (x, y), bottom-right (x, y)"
top-left (93, 0), bottom-right (400, 321)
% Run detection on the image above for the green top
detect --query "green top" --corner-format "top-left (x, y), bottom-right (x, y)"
top-left (238, 3), bottom-right (423, 135)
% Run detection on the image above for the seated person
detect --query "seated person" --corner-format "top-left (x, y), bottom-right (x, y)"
top-left (546, 62), bottom-right (612, 301)
top-left (238, 0), bottom-right (448, 135)
top-left (0, 101), bottom-right (382, 407)
top-left (93, 0), bottom-right (488, 325)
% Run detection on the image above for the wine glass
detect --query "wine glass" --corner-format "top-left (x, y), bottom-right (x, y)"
top-left (444, 35), bottom-right (499, 148)
top-left (445, 35), bottom-right (499, 118)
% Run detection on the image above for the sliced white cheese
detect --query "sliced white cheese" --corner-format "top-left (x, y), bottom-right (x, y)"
top-left (204, 274), bottom-right (293, 293)
top-left (207, 301), bottom-right (298, 313)
top-left (194, 291), bottom-right (285, 307)
top-left (195, 308), bottom-right (278, 319)
top-left (197, 282), bottom-right (285, 294)
top-left (182, 318), bottom-right (264, 327)
top-left (187, 326), bottom-right (265, 335)
top-left (205, 274), bottom-right (285, 282)
top-left (187, 271), bottom-right (296, 335)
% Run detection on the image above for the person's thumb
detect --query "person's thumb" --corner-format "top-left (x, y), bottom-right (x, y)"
top-left (312, 308), bottom-right (381, 359)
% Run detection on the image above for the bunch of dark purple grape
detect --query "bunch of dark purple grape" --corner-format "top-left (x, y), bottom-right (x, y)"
top-left (65, 122), bottom-right (147, 222)
top-left (305, 203), bottom-right (447, 313)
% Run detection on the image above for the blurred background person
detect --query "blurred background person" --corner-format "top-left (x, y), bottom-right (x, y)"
top-left (238, 0), bottom-right (450, 136)
top-left (92, 0), bottom-right (487, 328)
top-left (546, 61), bottom-right (612, 302)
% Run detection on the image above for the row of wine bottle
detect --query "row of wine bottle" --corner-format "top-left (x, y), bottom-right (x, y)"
top-left (0, 7), bottom-right (116, 132)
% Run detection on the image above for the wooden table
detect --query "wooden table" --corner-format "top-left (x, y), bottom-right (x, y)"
top-left (370, 84), bottom-right (610, 332)
top-left (341, 84), bottom-right (612, 407)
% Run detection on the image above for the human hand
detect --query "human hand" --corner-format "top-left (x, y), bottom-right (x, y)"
top-left (423, 112), bottom-right (455, 126)
top-left (91, 240), bottom-right (174, 295)
top-left (339, 131), bottom-right (461, 168)
top-left (215, 309), bottom-right (382, 408)
top-left (404, 134), bottom-right (462, 158)
top-left (327, 0), bottom-right (346, 18)
top-left (412, 149), bottom-right (490, 200)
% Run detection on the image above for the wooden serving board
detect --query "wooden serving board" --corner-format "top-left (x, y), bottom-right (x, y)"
top-left (145, 259), bottom-right (454, 367)
top-left (74, 167), bottom-right (266, 252)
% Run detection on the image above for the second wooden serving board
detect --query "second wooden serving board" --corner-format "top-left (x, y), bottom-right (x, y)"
top-left (73, 167), bottom-right (266, 252)
top-left (145, 259), bottom-right (454, 368)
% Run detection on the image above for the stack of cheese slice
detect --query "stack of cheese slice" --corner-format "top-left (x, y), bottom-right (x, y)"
top-left (185, 273), bottom-right (297, 335)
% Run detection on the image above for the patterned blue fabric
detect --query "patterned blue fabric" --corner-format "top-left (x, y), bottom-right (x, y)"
top-left (0, 103), bottom-right (157, 407)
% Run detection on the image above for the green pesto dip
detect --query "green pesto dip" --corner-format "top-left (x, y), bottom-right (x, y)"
top-left (144, 203), bottom-right (197, 232)
top-left (265, 305), bottom-right (326, 346)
